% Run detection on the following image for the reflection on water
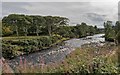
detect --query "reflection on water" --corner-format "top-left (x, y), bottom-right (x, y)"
top-left (8, 34), bottom-right (105, 68)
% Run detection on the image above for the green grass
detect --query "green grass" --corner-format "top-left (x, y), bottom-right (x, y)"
top-left (3, 36), bottom-right (49, 40)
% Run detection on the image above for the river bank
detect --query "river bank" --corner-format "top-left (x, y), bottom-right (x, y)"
top-left (2, 41), bottom-right (118, 73)
top-left (2, 35), bottom-right (69, 59)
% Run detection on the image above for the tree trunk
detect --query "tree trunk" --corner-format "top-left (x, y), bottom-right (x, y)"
top-left (36, 25), bottom-right (39, 36)
top-left (23, 27), bottom-right (27, 36)
top-left (25, 28), bottom-right (28, 36)
top-left (15, 25), bottom-right (19, 36)
top-left (48, 24), bottom-right (52, 36)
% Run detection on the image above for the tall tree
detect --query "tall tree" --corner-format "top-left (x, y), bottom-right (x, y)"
top-left (104, 21), bottom-right (115, 41)
top-left (32, 16), bottom-right (46, 36)
top-left (115, 21), bottom-right (120, 44)
top-left (44, 16), bottom-right (69, 36)
top-left (2, 14), bottom-right (20, 36)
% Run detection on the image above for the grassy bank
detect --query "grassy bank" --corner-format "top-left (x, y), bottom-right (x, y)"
top-left (2, 43), bottom-right (119, 74)
top-left (2, 35), bottom-right (68, 59)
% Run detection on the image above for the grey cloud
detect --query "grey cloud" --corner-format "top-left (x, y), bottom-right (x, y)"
top-left (118, 2), bottom-right (120, 20)
top-left (2, 2), bottom-right (30, 16)
top-left (0, 2), bottom-right (2, 19)
top-left (2, 2), bottom-right (118, 28)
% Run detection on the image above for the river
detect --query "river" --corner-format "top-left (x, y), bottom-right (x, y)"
top-left (7, 34), bottom-right (105, 69)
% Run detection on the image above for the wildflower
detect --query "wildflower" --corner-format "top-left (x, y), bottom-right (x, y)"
top-left (24, 59), bottom-right (27, 70)
top-left (15, 61), bottom-right (18, 65)
top-left (39, 56), bottom-right (45, 70)
top-left (0, 58), bottom-right (3, 65)
top-left (19, 56), bottom-right (23, 68)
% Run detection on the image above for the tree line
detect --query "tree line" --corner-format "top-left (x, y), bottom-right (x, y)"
top-left (2, 14), bottom-right (100, 38)
top-left (2, 14), bottom-right (69, 36)
top-left (104, 21), bottom-right (120, 44)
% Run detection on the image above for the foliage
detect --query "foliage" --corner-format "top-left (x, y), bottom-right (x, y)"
top-left (104, 21), bottom-right (120, 44)
top-left (2, 35), bottom-right (63, 59)
top-left (0, 21), bottom-right (2, 36)
top-left (2, 14), bottom-right (69, 36)
top-left (54, 23), bottom-right (99, 38)
top-left (2, 14), bottom-right (100, 38)
top-left (115, 21), bottom-right (120, 44)
top-left (4, 43), bottom-right (118, 73)
top-left (104, 21), bottom-right (116, 42)
top-left (2, 25), bottom-right (13, 36)
top-left (116, 31), bottom-right (120, 44)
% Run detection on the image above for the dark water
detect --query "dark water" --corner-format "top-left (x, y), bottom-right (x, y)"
top-left (7, 34), bottom-right (105, 68)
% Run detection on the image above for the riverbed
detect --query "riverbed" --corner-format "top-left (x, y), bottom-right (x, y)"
top-left (7, 34), bottom-right (105, 69)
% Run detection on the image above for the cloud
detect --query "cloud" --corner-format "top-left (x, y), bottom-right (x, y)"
top-left (0, 2), bottom-right (2, 19)
top-left (2, 2), bottom-right (118, 28)
top-left (118, 1), bottom-right (120, 20)
top-left (2, 2), bottom-right (30, 16)
top-left (2, 0), bottom-right (119, 2)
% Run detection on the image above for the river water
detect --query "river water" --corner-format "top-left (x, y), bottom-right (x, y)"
top-left (8, 34), bottom-right (105, 69)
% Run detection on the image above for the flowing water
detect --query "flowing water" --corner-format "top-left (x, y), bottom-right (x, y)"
top-left (7, 34), bottom-right (105, 69)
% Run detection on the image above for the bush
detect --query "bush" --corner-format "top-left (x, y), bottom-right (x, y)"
top-left (2, 35), bottom-right (64, 59)
top-left (2, 44), bottom-right (17, 59)
top-left (2, 26), bottom-right (13, 36)
top-left (116, 31), bottom-right (120, 44)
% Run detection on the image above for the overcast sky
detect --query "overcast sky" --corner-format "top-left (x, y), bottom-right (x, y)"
top-left (1, 1), bottom-right (119, 28)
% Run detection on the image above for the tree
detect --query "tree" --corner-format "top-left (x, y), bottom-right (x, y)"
top-left (89, 26), bottom-right (96, 35)
top-left (115, 21), bottom-right (120, 34)
top-left (104, 21), bottom-right (115, 41)
top-left (94, 25), bottom-right (98, 33)
top-left (36, 16), bottom-right (46, 36)
top-left (2, 14), bottom-right (23, 36)
top-left (52, 16), bottom-right (69, 34)
top-left (2, 25), bottom-right (13, 36)
top-left (115, 21), bottom-right (120, 44)
top-left (43, 16), bottom-right (53, 36)
top-left (0, 21), bottom-right (2, 36)
top-left (17, 15), bottom-right (31, 36)
top-left (76, 23), bottom-right (89, 37)
top-left (116, 31), bottom-right (120, 44)
top-left (44, 16), bottom-right (69, 36)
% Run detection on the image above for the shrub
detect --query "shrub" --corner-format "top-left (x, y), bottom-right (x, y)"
top-left (2, 44), bottom-right (16, 59)
top-left (2, 35), bottom-right (64, 59)
top-left (116, 31), bottom-right (120, 44)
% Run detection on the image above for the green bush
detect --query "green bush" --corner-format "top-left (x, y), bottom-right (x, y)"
top-left (116, 31), bottom-right (120, 44)
top-left (2, 44), bottom-right (17, 59)
top-left (2, 26), bottom-right (13, 36)
top-left (2, 35), bottom-right (64, 59)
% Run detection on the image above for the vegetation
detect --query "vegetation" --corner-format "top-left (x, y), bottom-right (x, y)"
top-left (0, 21), bottom-right (2, 36)
top-left (2, 14), bottom-right (101, 59)
top-left (2, 14), bottom-right (100, 38)
top-left (2, 43), bottom-right (118, 74)
top-left (104, 21), bottom-right (120, 44)
top-left (2, 14), bottom-right (69, 37)
top-left (2, 35), bottom-right (67, 59)
top-left (2, 14), bottom-right (118, 74)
